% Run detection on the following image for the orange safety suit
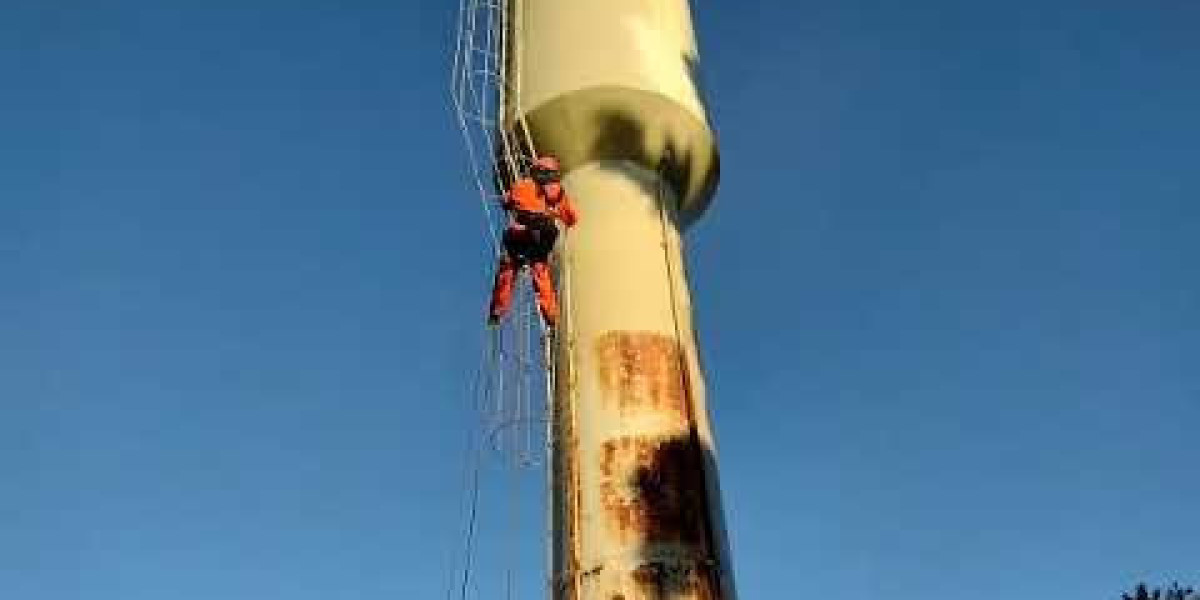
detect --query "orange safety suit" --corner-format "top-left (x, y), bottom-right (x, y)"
top-left (487, 177), bottom-right (578, 327)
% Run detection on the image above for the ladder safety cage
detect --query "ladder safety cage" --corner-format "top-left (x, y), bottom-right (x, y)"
top-left (451, 0), bottom-right (550, 470)
top-left (447, 1), bottom-right (558, 598)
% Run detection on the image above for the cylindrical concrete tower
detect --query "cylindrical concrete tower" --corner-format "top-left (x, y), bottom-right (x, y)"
top-left (504, 2), bottom-right (734, 599)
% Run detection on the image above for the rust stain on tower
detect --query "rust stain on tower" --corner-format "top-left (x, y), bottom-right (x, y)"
top-left (595, 331), bottom-right (690, 423)
top-left (598, 435), bottom-right (710, 546)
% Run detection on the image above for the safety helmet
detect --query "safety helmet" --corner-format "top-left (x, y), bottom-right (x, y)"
top-left (532, 156), bottom-right (560, 171)
top-left (530, 155), bottom-right (561, 184)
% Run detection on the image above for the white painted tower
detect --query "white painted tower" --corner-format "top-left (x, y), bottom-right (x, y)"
top-left (504, 2), bottom-right (735, 599)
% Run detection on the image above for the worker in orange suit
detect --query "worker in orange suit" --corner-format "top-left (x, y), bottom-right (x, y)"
top-left (487, 155), bottom-right (578, 328)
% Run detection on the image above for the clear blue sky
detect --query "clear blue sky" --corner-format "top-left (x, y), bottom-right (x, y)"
top-left (2, 2), bottom-right (1197, 599)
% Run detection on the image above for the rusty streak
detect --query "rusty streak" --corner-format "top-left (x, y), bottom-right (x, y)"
top-left (595, 331), bottom-right (690, 424)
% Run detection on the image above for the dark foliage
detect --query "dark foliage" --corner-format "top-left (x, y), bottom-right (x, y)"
top-left (1122, 582), bottom-right (1197, 600)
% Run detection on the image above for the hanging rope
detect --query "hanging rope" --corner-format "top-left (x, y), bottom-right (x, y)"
top-left (654, 161), bottom-right (727, 595)
top-left (454, 434), bottom-right (483, 600)
top-left (444, 328), bottom-right (492, 600)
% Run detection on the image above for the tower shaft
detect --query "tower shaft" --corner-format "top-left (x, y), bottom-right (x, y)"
top-left (505, 2), bottom-right (734, 599)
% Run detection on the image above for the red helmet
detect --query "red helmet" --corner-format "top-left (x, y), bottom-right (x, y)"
top-left (532, 156), bottom-right (560, 172)
top-left (530, 155), bottom-right (562, 184)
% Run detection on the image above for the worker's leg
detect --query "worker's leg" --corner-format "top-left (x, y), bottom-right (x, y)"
top-left (488, 255), bottom-right (518, 324)
top-left (530, 261), bottom-right (559, 327)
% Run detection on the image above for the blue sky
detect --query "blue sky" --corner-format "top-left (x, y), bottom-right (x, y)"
top-left (2, 2), bottom-right (1197, 599)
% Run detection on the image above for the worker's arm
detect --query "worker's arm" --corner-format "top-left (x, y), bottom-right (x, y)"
top-left (554, 193), bottom-right (578, 228)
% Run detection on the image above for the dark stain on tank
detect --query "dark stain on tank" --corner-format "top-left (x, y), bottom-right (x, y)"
top-left (628, 560), bottom-right (721, 600)
top-left (599, 435), bottom-right (709, 546)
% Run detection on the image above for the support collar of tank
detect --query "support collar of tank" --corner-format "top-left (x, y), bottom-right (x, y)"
top-left (510, 86), bottom-right (720, 228)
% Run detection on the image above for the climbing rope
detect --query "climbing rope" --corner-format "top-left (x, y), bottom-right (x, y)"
top-left (443, 334), bottom-right (488, 600)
